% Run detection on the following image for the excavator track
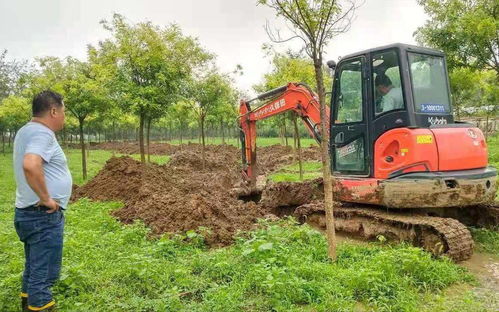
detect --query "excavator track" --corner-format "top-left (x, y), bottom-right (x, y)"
top-left (294, 202), bottom-right (474, 262)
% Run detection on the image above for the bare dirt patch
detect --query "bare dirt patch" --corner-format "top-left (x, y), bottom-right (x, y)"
top-left (73, 143), bottom-right (321, 246)
top-left (87, 141), bottom-right (181, 155)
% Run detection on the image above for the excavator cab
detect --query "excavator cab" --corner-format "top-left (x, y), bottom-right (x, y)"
top-left (329, 43), bottom-right (497, 207)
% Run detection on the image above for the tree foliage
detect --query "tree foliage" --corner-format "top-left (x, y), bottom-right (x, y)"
top-left (91, 13), bottom-right (213, 162)
top-left (191, 71), bottom-right (237, 167)
top-left (255, 51), bottom-right (332, 92)
top-left (415, 0), bottom-right (499, 76)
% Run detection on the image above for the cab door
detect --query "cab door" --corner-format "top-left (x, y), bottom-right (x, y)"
top-left (330, 56), bottom-right (369, 176)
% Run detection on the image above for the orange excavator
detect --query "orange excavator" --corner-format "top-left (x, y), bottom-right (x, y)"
top-left (238, 43), bottom-right (498, 261)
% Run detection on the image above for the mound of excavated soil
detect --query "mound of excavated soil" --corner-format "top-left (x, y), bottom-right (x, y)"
top-left (87, 141), bottom-right (181, 155)
top-left (73, 143), bottom-right (322, 245)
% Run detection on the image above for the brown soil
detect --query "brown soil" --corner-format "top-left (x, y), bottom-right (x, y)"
top-left (88, 141), bottom-right (182, 155)
top-left (73, 143), bottom-right (321, 246)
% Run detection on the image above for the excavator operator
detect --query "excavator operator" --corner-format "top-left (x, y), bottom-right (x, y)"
top-left (374, 74), bottom-right (403, 114)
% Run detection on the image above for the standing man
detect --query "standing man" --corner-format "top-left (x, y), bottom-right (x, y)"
top-left (13, 90), bottom-right (72, 311)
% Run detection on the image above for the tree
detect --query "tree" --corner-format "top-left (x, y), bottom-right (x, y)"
top-left (255, 50), bottom-right (332, 92)
top-left (0, 95), bottom-right (31, 152)
top-left (210, 95), bottom-right (238, 145)
top-left (0, 50), bottom-right (30, 101)
top-left (60, 58), bottom-right (108, 180)
top-left (94, 14), bottom-right (211, 163)
top-left (259, 0), bottom-right (360, 260)
top-left (191, 72), bottom-right (235, 168)
top-left (169, 101), bottom-right (195, 145)
top-left (415, 0), bottom-right (499, 77)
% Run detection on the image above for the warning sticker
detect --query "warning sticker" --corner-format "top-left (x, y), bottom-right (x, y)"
top-left (416, 135), bottom-right (433, 144)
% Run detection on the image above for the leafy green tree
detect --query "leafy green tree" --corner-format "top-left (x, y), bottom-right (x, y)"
top-left (191, 72), bottom-right (235, 168)
top-left (0, 95), bottom-right (31, 152)
top-left (0, 50), bottom-right (30, 101)
top-left (212, 101), bottom-right (238, 145)
top-left (0, 51), bottom-right (31, 150)
top-left (255, 51), bottom-right (332, 92)
top-left (259, 0), bottom-right (360, 260)
top-left (60, 57), bottom-right (108, 180)
top-left (415, 0), bottom-right (498, 77)
top-left (168, 101), bottom-right (194, 145)
top-left (93, 14), bottom-right (211, 163)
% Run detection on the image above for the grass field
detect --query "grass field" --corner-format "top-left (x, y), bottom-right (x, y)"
top-left (0, 137), bottom-right (497, 311)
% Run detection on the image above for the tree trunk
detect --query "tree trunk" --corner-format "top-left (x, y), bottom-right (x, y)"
top-left (236, 127), bottom-right (240, 148)
top-left (314, 56), bottom-right (336, 261)
top-left (180, 124), bottom-right (183, 145)
top-left (79, 118), bottom-right (88, 180)
top-left (147, 117), bottom-right (152, 163)
top-left (139, 111), bottom-right (146, 163)
top-left (292, 114), bottom-right (303, 180)
top-left (1, 130), bottom-right (5, 155)
top-left (221, 121), bottom-right (225, 144)
top-left (485, 113), bottom-right (489, 140)
top-left (200, 115), bottom-right (206, 169)
top-left (283, 119), bottom-right (289, 146)
top-left (280, 123), bottom-right (285, 145)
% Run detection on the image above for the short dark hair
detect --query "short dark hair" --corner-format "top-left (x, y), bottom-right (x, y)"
top-left (32, 90), bottom-right (64, 117)
top-left (375, 74), bottom-right (392, 87)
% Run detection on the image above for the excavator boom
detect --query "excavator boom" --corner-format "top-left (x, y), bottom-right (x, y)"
top-left (239, 82), bottom-right (328, 186)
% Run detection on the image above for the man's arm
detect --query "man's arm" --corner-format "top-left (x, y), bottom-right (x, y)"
top-left (23, 154), bottom-right (59, 213)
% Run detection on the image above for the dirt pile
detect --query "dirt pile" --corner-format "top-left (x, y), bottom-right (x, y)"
top-left (73, 143), bottom-right (323, 245)
top-left (87, 141), bottom-right (322, 170)
top-left (87, 142), bottom-right (181, 155)
top-left (73, 149), bottom-right (265, 246)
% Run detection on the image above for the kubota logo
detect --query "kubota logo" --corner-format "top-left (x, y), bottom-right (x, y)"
top-left (428, 116), bottom-right (447, 125)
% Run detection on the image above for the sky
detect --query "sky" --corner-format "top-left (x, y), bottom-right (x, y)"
top-left (0, 0), bottom-right (428, 96)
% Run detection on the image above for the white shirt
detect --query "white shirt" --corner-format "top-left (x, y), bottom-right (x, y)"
top-left (380, 87), bottom-right (404, 112)
top-left (13, 122), bottom-right (73, 209)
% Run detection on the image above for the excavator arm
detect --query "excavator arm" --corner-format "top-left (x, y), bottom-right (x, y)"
top-left (239, 82), bottom-right (329, 188)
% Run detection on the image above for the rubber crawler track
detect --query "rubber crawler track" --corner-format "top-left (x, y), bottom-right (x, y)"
top-left (296, 204), bottom-right (474, 261)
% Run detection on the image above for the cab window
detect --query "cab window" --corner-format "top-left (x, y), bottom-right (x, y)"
top-left (408, 53), bottom-right (451, 114)
top-left (335, 58), bottom-right (363, 124)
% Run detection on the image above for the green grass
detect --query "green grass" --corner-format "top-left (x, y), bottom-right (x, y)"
top-left (269, 161), bottom-right (323, 182)
top-left (0, 143), bottom-right (494, 311)
top-left (470, 227), bottom-right (499, 254)
top-left (487, 134), bottom-right (499, 170)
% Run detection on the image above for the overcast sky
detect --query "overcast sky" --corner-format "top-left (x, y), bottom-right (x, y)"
top-left (0, 0), bottom-right (427, 96)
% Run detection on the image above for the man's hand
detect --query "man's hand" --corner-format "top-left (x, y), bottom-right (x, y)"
top-left (38, 198), bottom-right (59, 213)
